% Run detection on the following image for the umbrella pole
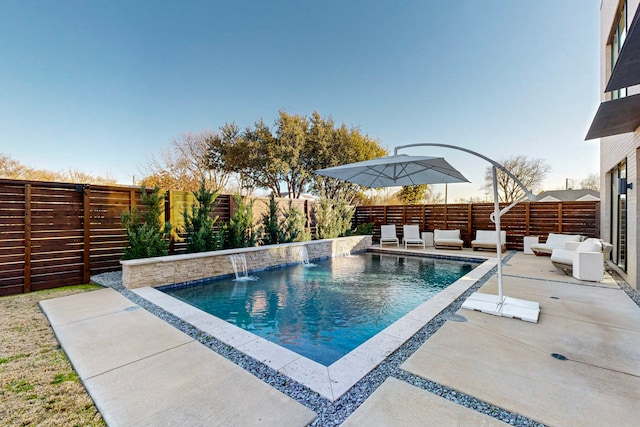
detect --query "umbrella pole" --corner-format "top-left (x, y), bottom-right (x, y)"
top-left (463, 165), bottom-right (538, 322)
top-left (492, 166), bottom-right (504, 305)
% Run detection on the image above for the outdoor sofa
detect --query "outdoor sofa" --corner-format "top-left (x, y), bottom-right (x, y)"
top-left (471, 229), bottom-right (506, 251)
top-left (434, 229), bottom-right (464, 250)
top-left (530, 233), bottom-right (583, 256)
top-left (550, 238), bottom-right (613, 281)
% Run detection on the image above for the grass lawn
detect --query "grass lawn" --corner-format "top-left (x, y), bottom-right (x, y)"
top-left (0, 285), bottom-right (106, 426)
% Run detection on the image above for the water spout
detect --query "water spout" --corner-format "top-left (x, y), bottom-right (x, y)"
top-left (229, 254), bottom-right (258, 281)
top-left (298, 246), bottom-right (317, 268)
top-left (340, 248), bottom-right (353, 257)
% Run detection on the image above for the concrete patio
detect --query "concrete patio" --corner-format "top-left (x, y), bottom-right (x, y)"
top-left (40, 249), bottom-right (640, 426)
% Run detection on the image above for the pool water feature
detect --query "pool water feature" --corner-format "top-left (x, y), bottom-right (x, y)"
top-left (228, 253), bottom-right (257, 281)
top-left (298, 245), bottom-right (317, 267)
top-left (163, 253), bottom-right (480, 366)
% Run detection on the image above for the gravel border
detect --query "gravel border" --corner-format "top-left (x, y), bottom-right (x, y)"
top-left (92, 251), bottom-right (550, 426)
top-left (606, 266), bottom-right (640, 307)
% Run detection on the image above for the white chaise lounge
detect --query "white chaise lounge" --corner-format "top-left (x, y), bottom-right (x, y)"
top-left (402, 224), bottom-right (425, 249)
top-left (530, 233), bottom-right (582, 256)
top-left (434, 229), bottom-right (464, 250)
top-left (471, 229), bottom-right (507, 251)
top-left (380, 224), bottom-right (399, 247)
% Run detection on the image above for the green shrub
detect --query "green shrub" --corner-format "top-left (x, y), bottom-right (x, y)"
top-left (280, 203), bottom-right (310, 243)
top-left (353, 222), bottom-right (374, 235)
top-left (121, 186), bottom-right (171, 259)
top-left (226, 194), bottom-right (256, 248)
top-left (182, 182), bottom-right (224, 252)
top-left (315, 197), bottom-right (354, 239)
top-left (259, 194), bottom-right (311, 245)
top-left (260, 193), bottom-right (280, 245)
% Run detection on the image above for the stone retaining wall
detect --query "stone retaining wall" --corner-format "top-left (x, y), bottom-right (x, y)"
top-left (120, 236), bottom-right (372, 289)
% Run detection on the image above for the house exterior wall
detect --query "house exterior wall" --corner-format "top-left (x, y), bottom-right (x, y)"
top-left (599, 0), bottom-right (640, 289)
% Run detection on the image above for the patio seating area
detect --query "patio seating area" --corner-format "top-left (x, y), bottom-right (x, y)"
top-left (39, 246), bottom-right (640, 426)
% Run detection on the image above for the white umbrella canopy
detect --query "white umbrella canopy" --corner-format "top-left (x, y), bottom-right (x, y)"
top-left (314, 154), bottom-right (469, 187)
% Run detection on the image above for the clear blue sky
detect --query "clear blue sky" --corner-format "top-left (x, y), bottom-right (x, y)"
top-left (1, 0), bottom-right (601, 200)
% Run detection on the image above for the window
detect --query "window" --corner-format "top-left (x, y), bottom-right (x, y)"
top-left (611, 1), bottom-right (628, 99)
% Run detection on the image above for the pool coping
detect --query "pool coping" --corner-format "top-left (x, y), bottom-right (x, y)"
top-left (132, 250), bottom-right (496, 401)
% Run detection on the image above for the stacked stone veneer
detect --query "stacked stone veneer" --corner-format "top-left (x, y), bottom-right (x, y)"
top-left (120, 235), bottom-right (372, 289)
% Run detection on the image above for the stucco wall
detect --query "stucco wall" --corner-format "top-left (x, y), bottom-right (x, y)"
top-left (120, 236), bottom-right (372, 289)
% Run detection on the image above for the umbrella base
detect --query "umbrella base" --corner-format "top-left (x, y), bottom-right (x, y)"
top-left (461, 292), bottom-right (540, 323)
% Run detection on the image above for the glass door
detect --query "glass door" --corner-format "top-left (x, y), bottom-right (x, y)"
top-left (610, 160), bottom-right (627, 270)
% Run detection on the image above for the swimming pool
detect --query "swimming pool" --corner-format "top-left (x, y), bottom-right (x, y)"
top-left (162, 252), bottom-right (480, 366)
top-left (135, 248), bottom-right (494, 400)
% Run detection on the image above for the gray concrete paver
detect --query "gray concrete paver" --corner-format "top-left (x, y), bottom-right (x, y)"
top-left (342, 378), bottom-right (508, 427)
top-left (40, 288), bottom-right (317, 427)
top-left (402, 274), bottom-right (640, 427)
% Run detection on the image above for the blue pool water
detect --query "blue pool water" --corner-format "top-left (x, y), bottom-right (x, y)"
top-left (163, 252), bottom-right (480, 366)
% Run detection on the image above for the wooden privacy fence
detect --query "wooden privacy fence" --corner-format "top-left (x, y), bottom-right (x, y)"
top-left (353, 201), bottom-right (600, 250)
top-left (1, 180), bottom-right (152, 296)
top-left (0, 179), bottom-right (316, 296)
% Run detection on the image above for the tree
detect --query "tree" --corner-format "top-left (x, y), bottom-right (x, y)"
top-left (580, 173), bottom-right (600, 191)
top-left (315, 197), bottom-right (354, 239)
top-left (1, 153), bottom-right (33, 179)
top-left (226, 112), bottom-right (311, 198)
top-left (225, 195), bottom-right (256, 248)
top-left (182, 182), bottom-right (224, 252)
top-left (484, 155), bottom-right (550, 203)
top-left (1, 153), bottom-right (117, 185)
top-left (140, 131), bottom-right (231, 192)
top-left (280, 202), bottom-right (310, 243)
top-left (120, 186), bottom-right (172, 259)
top-left (259, 193), bottom-right (281, 245)
top-left (396, 185), bottom-right (428, 204)
top-left (308, 114), bottom-right (387, 203)
top-left (258, 194), bottom-right (310, 245)
top-left (221, 111), bottom-right (387, 201)
top-left (224, 119), bottom-right (282, 197)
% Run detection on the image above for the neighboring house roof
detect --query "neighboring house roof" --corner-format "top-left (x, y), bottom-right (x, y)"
top-left (278, 192), bottom-right (318, 200)
top-left (537, 195), bottom-right (561, 202)
top-left (535, 189), bottom-right (600, 202)
top-left (575, 194), bottom-right (600, 202)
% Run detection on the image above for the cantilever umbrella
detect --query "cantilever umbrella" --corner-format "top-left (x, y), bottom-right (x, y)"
top-left (316, 147), bottom-right (540, 323)
top-left (314, 154), bottom-right (469, 187)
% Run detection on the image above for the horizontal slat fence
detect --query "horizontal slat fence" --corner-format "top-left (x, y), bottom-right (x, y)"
top-left (0, 179), bottom-right (318, 296)
top-left (354, 201), bottom-right (600, 249)
top-left (0, 180), bottom-right (151, 296)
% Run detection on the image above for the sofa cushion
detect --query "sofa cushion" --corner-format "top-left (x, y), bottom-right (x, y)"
top-left (473, 230), bottom-right (506, 244)
top-left (545, 233), bottom-right (582, 248)
top-left (435, 229), bottom-right (460, 240)
top-left (576, 238), bottom-right (602, 253)
top-left (550, 248), bottom-right (573, 265)
top-left (437, 239), bottom-right (463, 244)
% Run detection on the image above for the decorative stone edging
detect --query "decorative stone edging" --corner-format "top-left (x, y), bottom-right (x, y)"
top-left (120, 235), bottom-right (372, 289)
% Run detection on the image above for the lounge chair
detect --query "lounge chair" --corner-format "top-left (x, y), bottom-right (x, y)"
top-left (530, 233), bottom-right (583, 256)
top-left (402, 224), bottom-right (425, 249)
top-left (471, 229), bottom-right (506, 251)
top-left (434, 229), bottom-right (464, 250)
top-left (380, 224), bottom-right (399, 247)
top-left (550, 238), bottom-right (613, 281)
